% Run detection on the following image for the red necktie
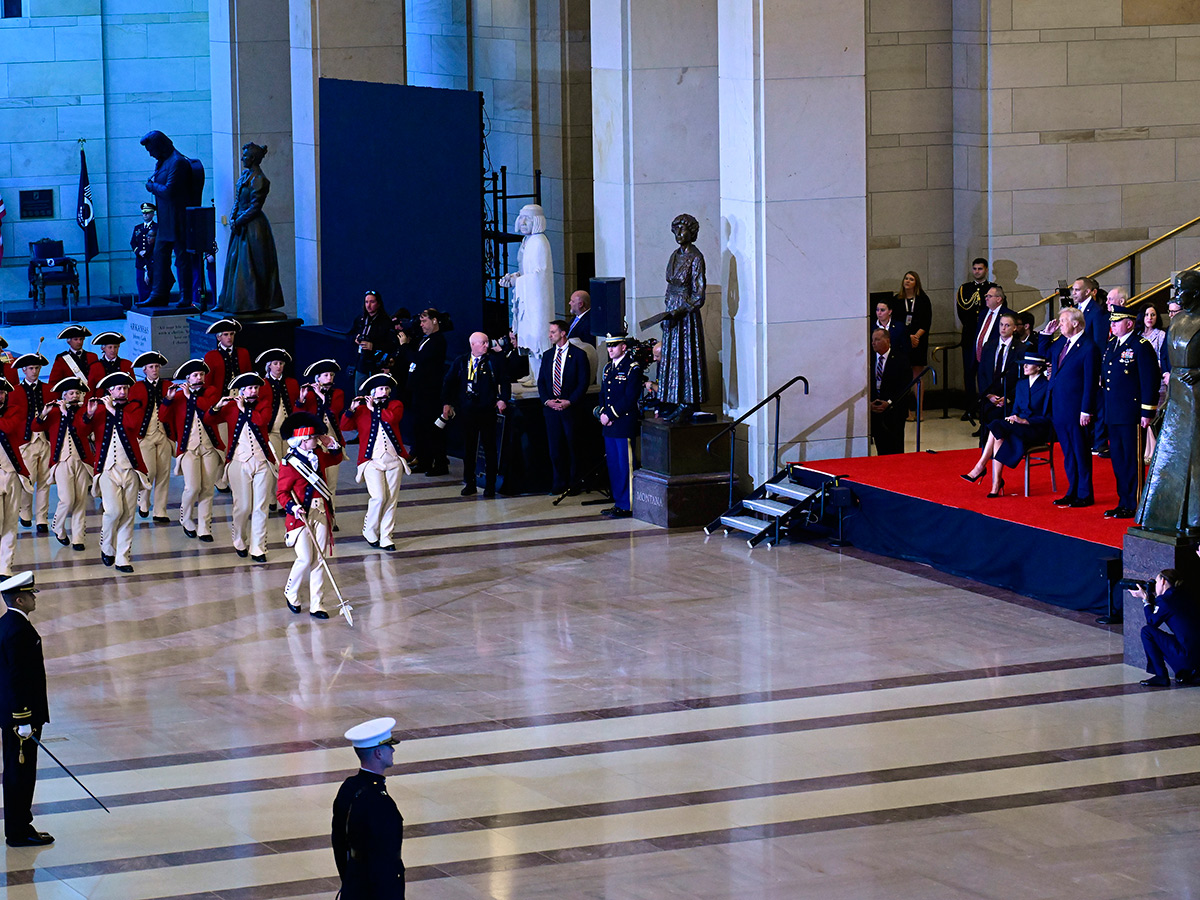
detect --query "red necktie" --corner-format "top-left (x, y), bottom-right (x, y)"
top-left (976, 310), bottom-right (994, 362)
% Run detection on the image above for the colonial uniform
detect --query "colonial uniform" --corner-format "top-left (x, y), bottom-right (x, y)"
top-left (161, 360), bottom-right (224, 540)
top-left (130, 203), bottom-right (157, 304)
top-left (203, 318), bottom-right (250, 492)
top-left (298, 359), bottom-right (346, 512)
top-left (85, 372), bottom-right (148, 572)
top-left (47, 325), bottom-right (98, 387)
top-left (43, 379), bottom-right (93, 550)
top-left (1102, 307), bottom-right (1161, 517)
top-left (206, 373), bottom-right (275, 560)
top-left (277, 413), bottom-right (343, 617)
top-left (332, 717), bottom-right (405, 899)
top-left (86, 332), bottom-right (134, 395)
top-left (0, 384), bottom-right (30, 575)
top-left (598, 336), bottom-right (643, 516)
top-left (13, 354), bottom-right (52, 532)
top-left (341, 374), bottom-right (407, 550)
top-left (258, 348), bottom-right (299, 506)
top-left (130, 352), bottom-right (173, 522)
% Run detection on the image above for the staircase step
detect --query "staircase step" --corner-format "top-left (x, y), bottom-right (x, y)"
top-left (720, 515), bottom-right (770, 535)
top-left (766, 482), bottom-right (817, 502)
top-left (743, 498), bottom-right (793, 517)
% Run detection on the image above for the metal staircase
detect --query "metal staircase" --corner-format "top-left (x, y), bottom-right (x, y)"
top-left (704, 469), bottom-right (824, 548)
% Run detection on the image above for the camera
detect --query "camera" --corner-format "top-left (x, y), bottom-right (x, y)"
top-left (1117, 577), bottom-right (1154, 597)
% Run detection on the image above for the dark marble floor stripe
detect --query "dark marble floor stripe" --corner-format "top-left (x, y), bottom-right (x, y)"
top-left (38, 652), bottom-right (1124, 783)
top-left (25, 682), bottom-right (1143, 816)
top-left (11, 730), bottom-right (1200, 891)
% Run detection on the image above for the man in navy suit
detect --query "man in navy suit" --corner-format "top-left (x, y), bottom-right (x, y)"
top-left (1102, 306), bottom-right (1160, 518)
top-left (538, 320), bottom-right (589, 494)
top-left (870, 328), bottom-right (908, 455)
top-left (1048, 306), bottom-right (1099, 507)
top-left (874, 301), bottom-right (909, 364)
top-left (976, 310), bottom-right (1023, 443)
top-left (1071, 276), bottom-right (1110, 453)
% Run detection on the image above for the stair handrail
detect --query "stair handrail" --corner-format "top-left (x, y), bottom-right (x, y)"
top-left (1018, 213), bottom-right (1200, 318)
top-left (706, 374), bottom-right (810, 508)
top-left (1126, 260), bottom-right (1200, 309)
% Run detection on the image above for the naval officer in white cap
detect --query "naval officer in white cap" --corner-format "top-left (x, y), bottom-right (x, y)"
top-left (331, 716), bottom-right (405, 898)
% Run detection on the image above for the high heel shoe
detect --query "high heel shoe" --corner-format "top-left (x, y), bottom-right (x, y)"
top-left (961, 471), bottom-right (985, 484)
top-left (987, 478), bottom-right (1005, 499)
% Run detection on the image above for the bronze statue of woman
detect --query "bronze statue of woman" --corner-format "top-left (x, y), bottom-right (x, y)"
top-left (217, 142), bottom-right (285, 314)
top-left (659, 213), bottom-right (708, 422)
top-left (1137, 269), bottom-right (1200, 536)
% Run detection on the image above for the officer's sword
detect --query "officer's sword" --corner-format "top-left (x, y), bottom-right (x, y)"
top-left (25, 733), bottom-right (110, 813)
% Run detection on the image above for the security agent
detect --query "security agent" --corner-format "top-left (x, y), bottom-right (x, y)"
top-left (1101, 306), bottom-right (1160, 519)
top-left (332, 717), bottom-right (405, 898)
top-left (597, 332), bottom-right (643, 518)
top-left (0, 572), bottom-right (53, 847)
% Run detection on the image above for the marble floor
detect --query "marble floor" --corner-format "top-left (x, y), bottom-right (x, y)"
top-left (1, 447), bottom-right (1196, 900)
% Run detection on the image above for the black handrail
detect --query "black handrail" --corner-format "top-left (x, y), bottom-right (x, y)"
top-left (706, 375), bottom-right (810, 508)
top-left (891, 365), bottom-right (934, 452)
top-left (930, 341), bottom-right (959, 419)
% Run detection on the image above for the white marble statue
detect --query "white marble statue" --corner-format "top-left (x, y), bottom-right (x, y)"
top-left (499, 203), bottom-right (553, 382)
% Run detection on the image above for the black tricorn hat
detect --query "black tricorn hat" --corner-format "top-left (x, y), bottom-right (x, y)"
top-left (281, 411), bottom-right (326, 442)
top-left (14, 353), bottom-right (49, 369)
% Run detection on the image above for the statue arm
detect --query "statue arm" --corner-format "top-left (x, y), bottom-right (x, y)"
top-left (689, 253), bottom-right (707, 309)
top-left (231, 171), bottom-right (269, 229)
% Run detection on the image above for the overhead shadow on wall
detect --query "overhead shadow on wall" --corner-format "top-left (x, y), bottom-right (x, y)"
top-left (992, 259), bottom-right (1044, 320)
top-left (790, 390), bottom-right (867, 463)
top-left (723, 216), bottom-right (740, 412)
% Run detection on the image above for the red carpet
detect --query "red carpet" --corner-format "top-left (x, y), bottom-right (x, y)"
top-left (803, 449), bottom-right (1130, 549)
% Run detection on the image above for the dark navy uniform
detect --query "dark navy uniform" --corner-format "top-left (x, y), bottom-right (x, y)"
top-left (599, 349), bottom-right (642, 511)
top-left (130, 219), bottom-right (156, 304)
top-left (957, 278), bottom-right (996, 415)
top-left (1102, 328), bottom-right (1160, 514)
top-left (1141, 586), bottom-right (1200, 684)
top-left (331, 769), bottom-right (404, 898)
top-left (0, 589), bottom-right (49, 845)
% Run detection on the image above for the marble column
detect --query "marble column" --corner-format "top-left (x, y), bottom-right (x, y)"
top-left (590, 0), bottom-right (721, 385)
top-left (211, 0), bottom-right (295, 313)
top-left (289, 0), bottom-right (406, 325)
top-left (719, 0), bottom-right (869, 477)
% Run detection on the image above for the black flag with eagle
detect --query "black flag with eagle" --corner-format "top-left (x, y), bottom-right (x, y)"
top-left (77, 147), bottom-right (99, 261)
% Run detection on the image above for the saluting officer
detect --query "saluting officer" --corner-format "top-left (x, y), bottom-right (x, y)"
top-left (131, 202), bottom-right (157, 304)
top-left (332, 717), bottom-right (405, 899)
top-left (47, 325), bottom-right (98, 387)
top-left (0, 572), bottom-right (53, 847)
top-left (597, 332), bottom-right (643, 519)
top-left (957, 258), bottom-right (997, 421)
top-left (43, 377), bottom-right (93, 551)
top-left (130, 351), bottom-right (173, 523)
top-left (1102, 306), bottom-right (1161, 519)
top-left (13, 352), bottom-right (52, 534)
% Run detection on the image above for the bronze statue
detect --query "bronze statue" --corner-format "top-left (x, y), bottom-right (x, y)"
top-left (217, 142), bottom-right (284, 314)
top-left (659, 213), bottom-right (708, 422)
top-left (1137, 269), bottom-right (1200, 536)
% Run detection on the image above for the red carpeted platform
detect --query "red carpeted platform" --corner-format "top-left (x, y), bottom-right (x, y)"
top-left (805, 448), bottom-right (1129, 549)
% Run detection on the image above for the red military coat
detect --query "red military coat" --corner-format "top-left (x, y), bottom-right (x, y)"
top-left (48, 349), bottom-right (98, 387)
top-left (0, 394), bottom-right (30, 477)
top-left (128, 378), bottom-right (174, 441)
top-left (86, 357), bottom-right (134, 394)
top-left (339, 400), bottom-right (407, 466)
top-left (205, 394), bottom-right (276, 464)
top-left (298, 386), bottom-right (346, 444)
top-left (277, 446), bottom-right (344, 533)
top-left (43, 404), bottom-right (95, 467)
top-left (160, 385), bottom-right (224, 456)
top-left (82, 399), bottom-right (147, 475)
top-left (203, 346), bottom-right (252, 393)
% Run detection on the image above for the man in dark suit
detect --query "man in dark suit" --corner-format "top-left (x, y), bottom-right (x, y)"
top-left (443, 332), bottom-right (511, 497)
top-left (538, 320), bottom-right (589, 495)
top-left (976, 311), bottom-right (1024, 444)
top-left (870, 328), bottom-right (908, 455)
top-left (1071, 276), bottom-right (1111, 453)
top-left (1102, 306), bottom-right (1160, 518)
top-left (873, 301), bottom-right (909, 363)
top-left (1048, 306), bottom-right (1099, 507)
top-left (957, 257), bottom-right (997, 420)
top-left (0, 572), bottom-right (53, 847)
top-left (400, 309), bottom-right (450, 476)
top-left (566, 290), bottom-right (593, 343)
top-left (139, 130), bottom-right (199, 308)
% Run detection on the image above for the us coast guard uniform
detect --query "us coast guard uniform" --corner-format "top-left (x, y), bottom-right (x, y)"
top-left (599, 347), bottom-right (642, 513)
top-left (1102, 310), bottom-right (1161, 515)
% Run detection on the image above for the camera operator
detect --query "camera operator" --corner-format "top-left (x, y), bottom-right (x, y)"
top-left (396, 308), bottom-right (449, 476)
top-left (1131, 568), bottom-right (1200, 688)
top-left (350, 290), bottom-right (399, 394)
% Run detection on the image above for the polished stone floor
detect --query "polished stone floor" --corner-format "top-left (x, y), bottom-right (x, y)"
top-left (2, 455), bottom-right (1197, 900)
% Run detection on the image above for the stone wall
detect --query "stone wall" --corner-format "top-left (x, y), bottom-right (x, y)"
top-left (0, 0), bottom-right (212, 304)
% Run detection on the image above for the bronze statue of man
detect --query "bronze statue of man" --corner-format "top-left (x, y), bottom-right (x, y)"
top-left (217, 142), bottom-right (284, 314)
top-left (1137, 269), bottom-right (1200, 536)
top-left (659, 213), bottom-right (708, 422)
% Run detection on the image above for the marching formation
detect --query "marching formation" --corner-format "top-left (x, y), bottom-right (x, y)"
top-left (0, 319), bottom-right (409, 621)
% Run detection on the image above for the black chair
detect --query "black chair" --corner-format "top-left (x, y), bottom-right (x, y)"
top-left (1023, 439), bottom-right (1057, 497)
top-left (28, 239), bottom-right (80, 308)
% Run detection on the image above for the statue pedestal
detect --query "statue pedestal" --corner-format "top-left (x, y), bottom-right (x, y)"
top-left (1121, 527), bottom-right (1200, 667)
top-left (188, 311), bottom-right (303, 364)
top-left (126, 310), bottom-right (195, 367)
top-left (632, 416), bottom-right (732, 527)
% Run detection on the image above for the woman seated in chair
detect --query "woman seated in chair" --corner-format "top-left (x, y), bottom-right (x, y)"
top-left (961, 353), bottom-right (1053, 498)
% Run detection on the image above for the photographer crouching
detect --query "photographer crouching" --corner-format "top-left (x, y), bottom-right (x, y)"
top-left (1131, 568), bottom-right (1200, 688)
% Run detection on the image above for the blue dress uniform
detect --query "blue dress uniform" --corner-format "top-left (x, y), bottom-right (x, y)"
top-left (598, 339), bottom-right (642, 515)
top-left (130, 204), bottom-right (157, 304)
top-left (1102, 309), bottom-right (1161, 516)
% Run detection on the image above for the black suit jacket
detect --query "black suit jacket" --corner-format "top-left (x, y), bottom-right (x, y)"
top-left (0, 610), bottom-right (48, 728)
top-left (978, 336), bottom-right (1024, 401)
top-left (567, 309), bottom-right (592, 342)
top-left (442, 352), bottom-right (512, 410)
top-left (404, 331), bottom-right (447, 411)
top-left (871, 351), bottom-right (908, 405)
top-left (1080, 299), bottom-right (1111, 352)
top-left (537, 343), bottom-right (589, 407)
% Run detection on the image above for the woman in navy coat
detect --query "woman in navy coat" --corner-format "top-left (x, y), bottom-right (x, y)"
top-left (961, 352), bottom-right (1054, 497)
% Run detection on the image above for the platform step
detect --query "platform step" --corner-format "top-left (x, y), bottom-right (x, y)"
top-left (720, 515), bottom-right (770, 536)
top-left (766, 482), bottom-right (817, 502)
top-left (743, 498), bottom-right (793, 517)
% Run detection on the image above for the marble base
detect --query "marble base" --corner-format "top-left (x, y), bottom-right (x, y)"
top-left (1121, 528), bottom-right (1200, 668)
top-left (632, 469), bottom-right (732, 528)
top-left (188, 311), bottom-right (303, 365)
top-left (640, 416), bottom-right (732, 477)
top-left (125, 310), bottom-right (196, 368)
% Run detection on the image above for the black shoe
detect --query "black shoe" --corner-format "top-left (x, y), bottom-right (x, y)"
top-left (101, 553), bottom-right (114, 567)
top-left (199, 534), bottom-right (214, 543)
top-left (1096, 449), bottom-right (1111, 459)
top-left (483, 488), bottom-right (496, 498)
top-left (380, 543), bottom-right (396, 551)
top-left (333, 525), bottom-right (340, 532)
top-left (72, 543), bottom-right (84, 552)
top-left (1053, 495), bottom-right (1076, 507)
top-left (183, 527), bottom-right (197, 538)
top-left (1140, 676), bottom-right (1170, 687)
top-left (286, 599), bottom-right (301, 614)
top-left (138, 508), bottom-right (148, 519)
top-left (961, 471), bottom-right (985, 484)
top-left (408, 461), bottom-right (429, 474)
top-left (970, 428), bottom-right (982, 438)
top-left (1104, 506), bottom-right (1122, 518)
top-left (55, 533), bottom-right (69, 547)
top-left (1176, 669), bottom-right (1197, 685)
top-left (36, 524), bottom-right (47, 534)
top-left (1069, 497), bottom-right (1095, 508)
top-left (601, 506), bottom-right (632, 519)
top-left (6, 831), bottom-right (54, 847)
top-left (236, 547), bottom-right (248, 558)
top-left (19, 518), bottom-right (30, 528)
top-left (461, 485), bottom-right (477, 496)
top-left (426, 466), bottom-right (450, 476)
top-left (215, 485), bottom-right (231, 494)
top-left (153, 516), bottom-right (170, 524)
top-left (366, 538), bottom-right (379, 548)
top-left (310, 610), bottom-right (330, 620)
top-left (251, 554), bottom-right (266, 563)
top-left (115, 565), bottom-right (133, 574)
top-left (269, 503), bottom-right (277, 511)
top-left (960, 411), bottom-right (973, 422)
